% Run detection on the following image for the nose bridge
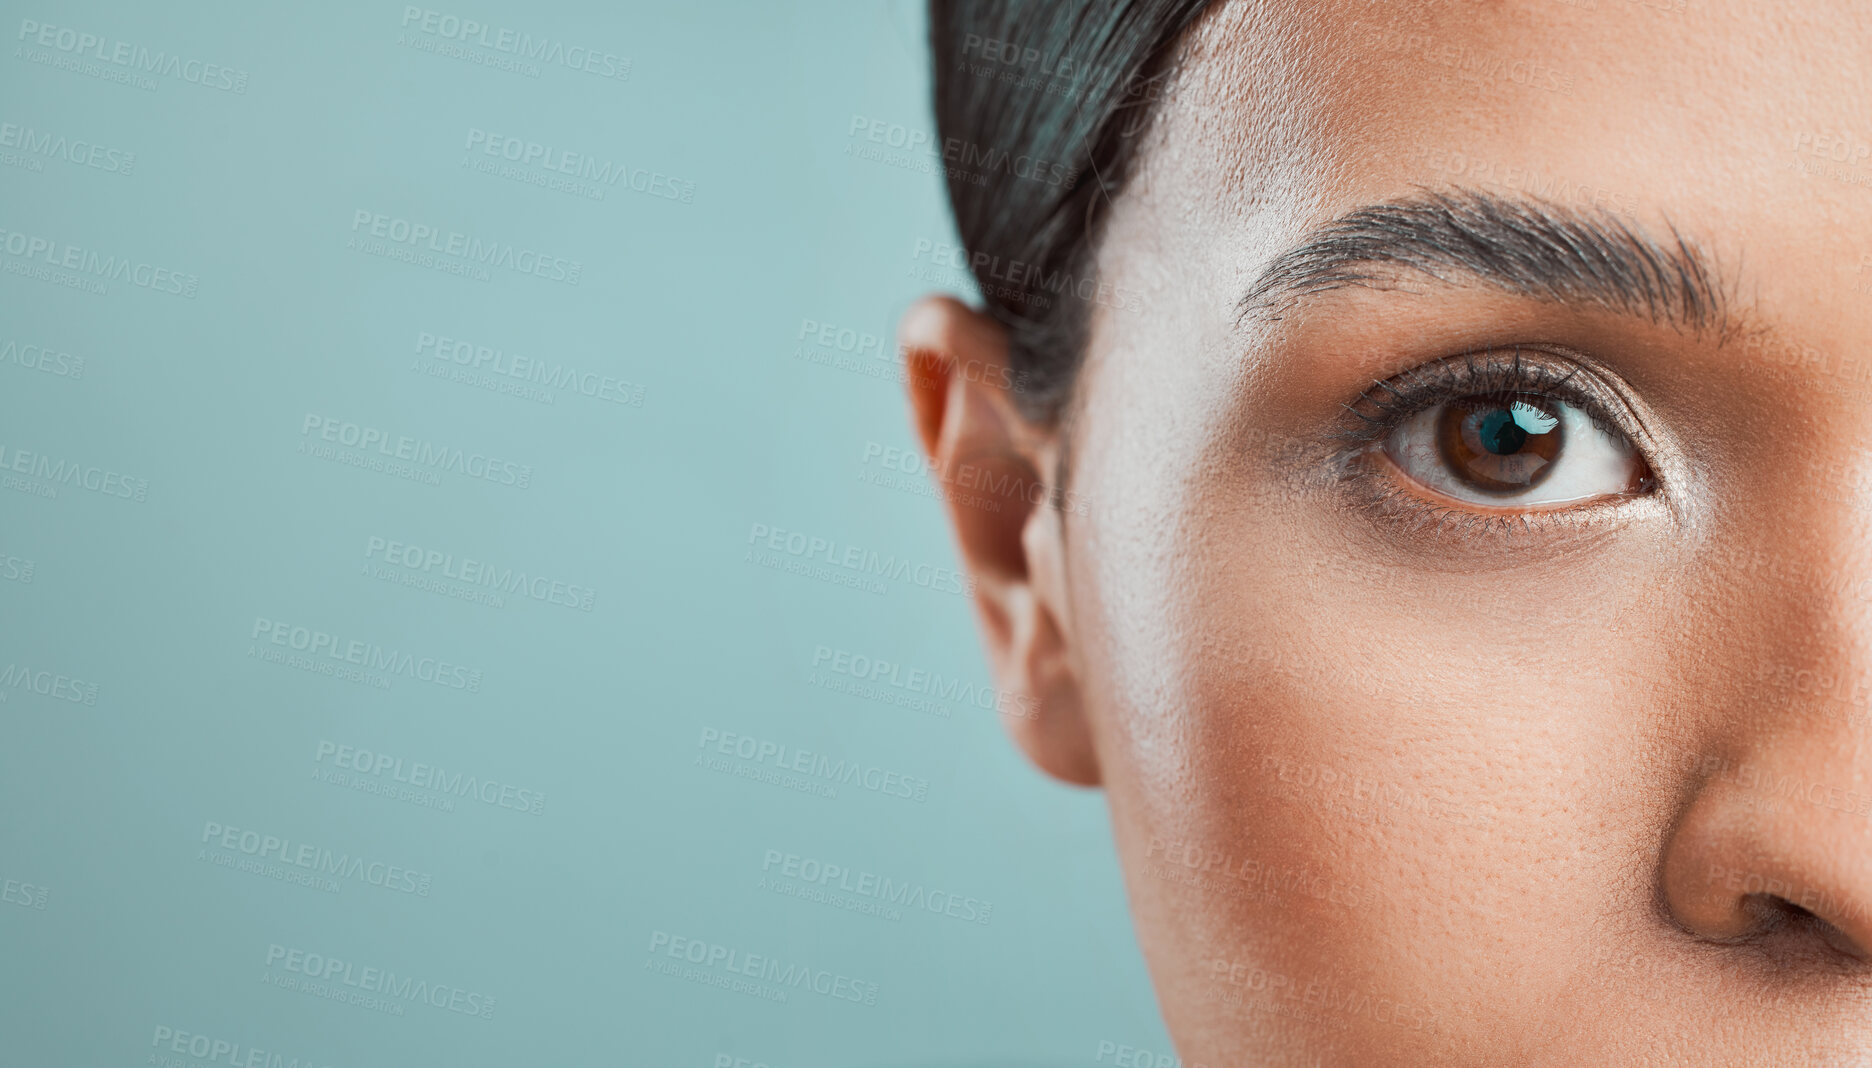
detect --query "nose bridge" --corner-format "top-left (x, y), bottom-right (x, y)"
top-left (1731, 443), bottom-right (1872, 730)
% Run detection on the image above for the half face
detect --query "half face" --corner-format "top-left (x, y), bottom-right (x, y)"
top-left (1051, 0), bottom-right (1872, 1063)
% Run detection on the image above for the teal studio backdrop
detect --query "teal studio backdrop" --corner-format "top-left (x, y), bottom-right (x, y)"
top-left (0, 2), bottom-right (1175, 1065)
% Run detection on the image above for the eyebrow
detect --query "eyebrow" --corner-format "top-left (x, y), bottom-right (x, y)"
top-left (1235, 188), bottom-right (1731, 336)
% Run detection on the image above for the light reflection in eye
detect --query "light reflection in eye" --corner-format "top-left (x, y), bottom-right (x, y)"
top-left (1510, 400), bottom-right (1556, 434)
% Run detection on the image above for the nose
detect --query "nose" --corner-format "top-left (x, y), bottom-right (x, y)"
top-left (1661, 724), bottom-right (1872, 961)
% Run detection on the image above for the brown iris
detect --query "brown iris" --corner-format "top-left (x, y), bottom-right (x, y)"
top-left (1435, 394), bottom-right (1563, 493)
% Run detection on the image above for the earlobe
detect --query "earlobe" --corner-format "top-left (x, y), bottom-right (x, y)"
top-left (897, 295), bottom-right (1101, 787)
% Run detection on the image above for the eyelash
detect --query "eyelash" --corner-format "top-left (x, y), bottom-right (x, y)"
top-left (1329, 347), bottom-right (1653, 541)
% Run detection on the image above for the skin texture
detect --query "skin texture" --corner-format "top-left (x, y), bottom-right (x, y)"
top-left (900, 0), bottom-right (1872, 1064)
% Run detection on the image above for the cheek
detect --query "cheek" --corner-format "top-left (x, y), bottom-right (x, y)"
top-left (1082, 486), bottom-right (1678, 1050)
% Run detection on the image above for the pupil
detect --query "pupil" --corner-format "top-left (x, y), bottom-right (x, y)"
top-left (1477, 408), bottom-right (1526, 455)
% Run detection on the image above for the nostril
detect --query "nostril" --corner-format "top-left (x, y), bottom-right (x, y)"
top-left (1735, 894), bottom-right (1868, 966)
top-left (1739, 893), bottom-right (1805, 933)
top-left (1793, 908), bottom-right (1869, 964)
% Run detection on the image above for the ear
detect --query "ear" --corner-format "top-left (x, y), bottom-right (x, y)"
top-left (897, 295), bottom-right (1099, 787)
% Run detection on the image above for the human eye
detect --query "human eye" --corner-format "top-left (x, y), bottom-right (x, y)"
top-left (1334, 348), bottom-right (1657, 535)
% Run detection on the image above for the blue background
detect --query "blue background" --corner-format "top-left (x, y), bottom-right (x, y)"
top-left (0, 2), bottom-right (1174, 1065)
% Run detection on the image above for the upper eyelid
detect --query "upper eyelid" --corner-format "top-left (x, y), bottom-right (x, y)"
top-left (1333, 348), bottom-right (1638, 447)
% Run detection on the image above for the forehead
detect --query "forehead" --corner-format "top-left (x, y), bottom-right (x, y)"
top-left (1134, 0), bottom-right (1872, 304)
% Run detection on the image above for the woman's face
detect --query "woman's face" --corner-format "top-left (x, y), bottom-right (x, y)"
top-left (907, 0), bottom-right (1872, 1063)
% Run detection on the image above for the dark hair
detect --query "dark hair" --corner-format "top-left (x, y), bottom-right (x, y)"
top-left (928, 0), bottom-right (1217, 424)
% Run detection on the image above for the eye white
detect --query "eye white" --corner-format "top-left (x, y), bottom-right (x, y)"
top-left (1384, 398), bottom-right (1639, 507)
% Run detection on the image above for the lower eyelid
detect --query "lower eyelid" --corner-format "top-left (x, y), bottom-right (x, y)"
top-left (1339, 452), bottom-right (1640, 550)
top-left (1364, 431), bottom-right (1640, 515)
